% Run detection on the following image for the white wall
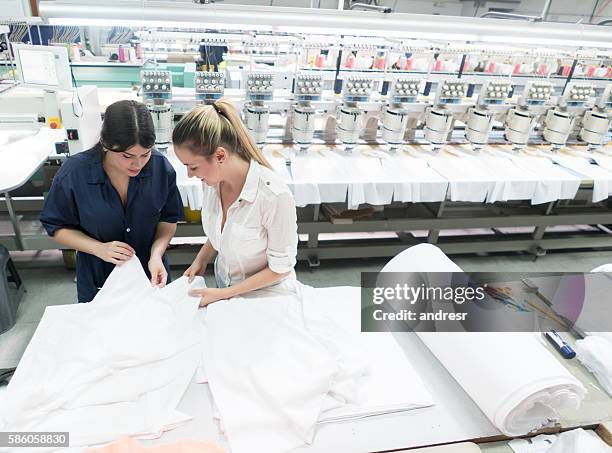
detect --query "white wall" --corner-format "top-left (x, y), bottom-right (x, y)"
top-left (454, 0), bottom-right (612, 24)
top-left (2, 0), bottom-right (31, 17)
top-left (215, 0), bottom-right (612, 23)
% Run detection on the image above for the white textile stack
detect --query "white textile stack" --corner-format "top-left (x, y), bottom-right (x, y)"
top-left (198, 282), bottom-right (435, 453)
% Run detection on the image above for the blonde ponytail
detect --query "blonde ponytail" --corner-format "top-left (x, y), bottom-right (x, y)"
top-left (172, 97), bottom-right (272, 169)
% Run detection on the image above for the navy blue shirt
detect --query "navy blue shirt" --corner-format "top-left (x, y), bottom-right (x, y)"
top-left (40, 146), bottom-right (184, 303)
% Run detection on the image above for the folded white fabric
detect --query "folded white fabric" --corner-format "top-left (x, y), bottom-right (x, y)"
top-left (200, 283), bottom-right (434, 453)
top-left (201, 292), bottom-right (338, 453)
top-left (544, 428), bottom-right (612, 453)
top-left (574, 334), bottom-right (612, 396)
top-left (380, 244), bottom-right (586, 437)
top-left (0, 257), bottom-right (204, 451)
top-left (306, 287), bottom-right (435, 422)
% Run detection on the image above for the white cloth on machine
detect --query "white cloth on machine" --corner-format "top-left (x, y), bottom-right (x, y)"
top-left (199, 283), bottom-right (434, 453)
top-left (380, 244), bottom-right (586, 437)
top-left (548, 154), bottom-right (612, 202)
top-left (423, 152), bottom-right (496, 202)
top-left (478, 154), bottom-right (539, 203)
top-left (288, 147), bottom-right (349, 207)
top-left (0, 257), bottom-right (204, 451)
top-left (505, 154), bottom-right (581, 205)
top-left (574, 334), bottom-right (612, 397)
top-left (343, 148), bottom-right (395, 209)
top-left (382, 152), bottom-right (449, 203)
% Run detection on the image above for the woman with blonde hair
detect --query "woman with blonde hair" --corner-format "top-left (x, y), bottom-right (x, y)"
top-left (173, 98), bottom-right (298, 306)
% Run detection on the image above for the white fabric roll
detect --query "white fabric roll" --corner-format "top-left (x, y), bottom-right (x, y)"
top-left (380, 244), bottom-right (586, 437)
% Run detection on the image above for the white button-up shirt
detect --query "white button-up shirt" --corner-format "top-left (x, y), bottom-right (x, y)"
top-left (201, 159), bottom-right (298, 291)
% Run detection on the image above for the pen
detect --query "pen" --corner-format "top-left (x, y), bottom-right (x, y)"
top-left (544, 330), bottom-right (576, 359)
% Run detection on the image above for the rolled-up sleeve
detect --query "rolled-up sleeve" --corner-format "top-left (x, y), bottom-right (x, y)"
top-left (263, 192), bottom-right (298, 274)
top-left (40, 175), bottom-right (80, 236)
top-left (159, 167), bottom-right (185, 223)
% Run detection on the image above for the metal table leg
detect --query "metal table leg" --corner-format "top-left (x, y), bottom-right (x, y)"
top-left (4, 192), bottom-right (24, 251)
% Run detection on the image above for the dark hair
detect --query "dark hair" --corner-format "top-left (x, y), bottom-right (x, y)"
top-left (100, 100), bottom-right (155, 152)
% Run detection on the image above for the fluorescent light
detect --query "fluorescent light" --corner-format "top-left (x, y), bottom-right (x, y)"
top-left (40, 1), bottom-right (612, 50)
top-left (482, 35), bottom-right (612, 49)
top-left (47, 17), bottom-right (275, 32)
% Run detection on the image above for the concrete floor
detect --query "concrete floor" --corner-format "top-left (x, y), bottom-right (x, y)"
top-left (2, 248), bottom-right (612, 371)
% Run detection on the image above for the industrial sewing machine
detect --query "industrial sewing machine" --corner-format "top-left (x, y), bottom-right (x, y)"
top-left (1, 2), bottom-right (612, 264)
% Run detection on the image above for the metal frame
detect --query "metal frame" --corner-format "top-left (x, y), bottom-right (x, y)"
top-left (3, 186), bottom-right (612, 265)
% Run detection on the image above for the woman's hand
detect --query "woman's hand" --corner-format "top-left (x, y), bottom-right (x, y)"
top-left (148, 255), bottom-right (168, 288)
top-left (188, 287), bottom-right (230, 307)
top-left (184, 256), bottom-right (206, 283)
top-left (95, 241), bottom-right (134, 265)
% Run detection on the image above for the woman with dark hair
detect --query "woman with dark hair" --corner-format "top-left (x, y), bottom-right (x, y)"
top-left (40, 100), bottom-right (184, 303)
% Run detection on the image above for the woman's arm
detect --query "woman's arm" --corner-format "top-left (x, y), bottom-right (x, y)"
top-left (189, 266), bottom-right (289, 307)
top-left (53, 228), bottom-right (134, 265)
top-left (150, 222), bottom-right (177, 258)
top-left (148, 222), bottom-right (178, 287)
top-left (184, 240), bottom-right (218, 282)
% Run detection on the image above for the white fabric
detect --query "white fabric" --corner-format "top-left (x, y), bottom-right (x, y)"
top-left (544, 428), bottom-right (612, 453)
top-left (289, 147), bottom-right (349, 206)
top-left (478, 154), bottom-right (539, 203)
top-left (342, 147), bottom-right (395, 209)
top-left (509, 434), bottom-right (558, 453)
top-left (200, 159), bottom-right (298, 288)
top-left (574, 334), bottom-right (612, 397)
top-left (505, 153), bottom-right (580, 205)
top-left (382, 151), bottom-right (449, 203)
top-left (300, 285), bottom-right (435, 422)
top-left (0, 257), bottom-right (204, 452)
top-left (380, 244), bottom-right (586, 437)
top-left (169, 145), bottom-right (593, 209)
top-left (0, 127), bottom-right (67, 192)
top-left (199, 283), bottom-right (434, 453)
top-left (548, 154), bottom-right (612, 202)
top-left (423, 151), bottom-right (496, 202)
